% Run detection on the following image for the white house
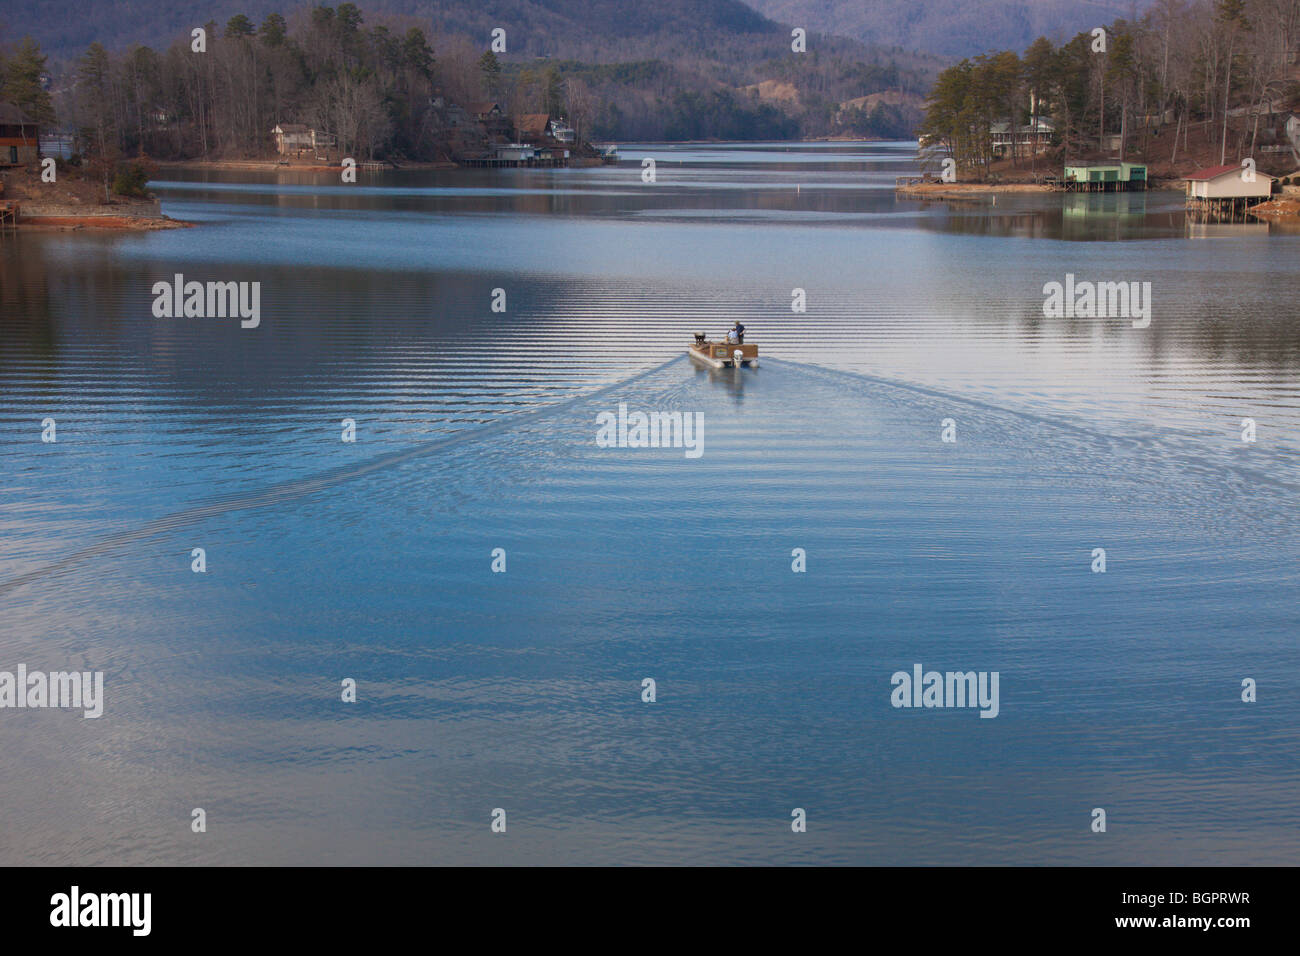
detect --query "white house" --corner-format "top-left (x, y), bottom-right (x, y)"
top-left (273, 123), bottom-right (314, 154)
top-left (494, 143), bottom-right (535, 162)
top-left (548, 119), bottom-right (576, 144)
top-left (990, 117), bottom-right (1054, 155)
top-left (1183, 163), bottom-right (1275, 200)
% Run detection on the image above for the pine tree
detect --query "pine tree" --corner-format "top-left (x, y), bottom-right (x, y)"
top-left (77, 42), bottom-right (114, 159)
top-left (478, 51), bottom-right (502, 98)
top-left (259, 14), bottom-right (288, 47)
top-left (4, 36), bottom-right (56, 127)
top-left (543, 66), bottom-right (564, 118)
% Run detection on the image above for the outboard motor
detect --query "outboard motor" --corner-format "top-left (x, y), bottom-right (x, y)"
top-left (733, 349), bottom-right (743, 366)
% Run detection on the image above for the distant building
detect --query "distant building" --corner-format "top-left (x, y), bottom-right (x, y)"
top-left (515, 113), bottom-right (550, 144)
top-left (0, 101), bottom-right (40, 166)
top-left (471, 102), bottom-right (509, 137)
top-left (515, 113), bottom-right (577, 147)
top-left (990, 117), bottom-right (1054, 156)
top-left (1063, 162), bottom-right (1147, 191)
top-left (1183, 163), bottom-right (1276, 221)
top-left (548, 119), bottom-right (576, 144)
top-left (535, 145), bottom-right (570, 164)
top-left (272, 124), bottom-right (335, 156)
top-left (273, 123), bottom-right (314, 154)
top-left (1183, 164), bottom-right (1274, 200)
top-left (494, 143), bottom-right (535, 162)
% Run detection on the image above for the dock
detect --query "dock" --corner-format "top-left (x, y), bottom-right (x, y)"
top-left (895, 175), bottom-right (940, 188)
top-left (1185, 196), bottom-right (1261, 222)
top-left (1183, 164), bottom-right (1277, 222)
top-left (460, 154), bottom-right (571, 169)
top-left (1063, 162), bottom-right (1148, 191)
top-left (0, 200), bottom-right (18, 232)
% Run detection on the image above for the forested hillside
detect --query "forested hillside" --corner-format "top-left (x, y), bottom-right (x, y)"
top-left (917, 0), bottom-right (1300, 179)
top-left (0, 1), bottom-right (943, 148)
top-left (3, 0), bottom-right (778, 61)
top-left (746, 0), bottom-right (1147, 58)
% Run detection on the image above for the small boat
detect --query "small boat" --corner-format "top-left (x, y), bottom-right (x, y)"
top-left (688, 331), bottom-right (758, 369)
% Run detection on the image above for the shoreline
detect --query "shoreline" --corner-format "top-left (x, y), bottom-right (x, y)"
top-left (895, 180), bottom-right (1185, 200)
top-left (151, 158), bottom-right (457, 172)
top-left (896, 182), bottom-right (1053, 201)
top-left (17, 214), bottom-right (193, 231)
top-left (1248, 197), bottom-right (1300, 221)
top-left (152, 156), bottom-right (612, 172)
top-left (4, 197), bottom-right (194, 231)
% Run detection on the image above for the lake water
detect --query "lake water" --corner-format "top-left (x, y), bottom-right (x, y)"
top-left (1, 141), bottom-right (1297, 864)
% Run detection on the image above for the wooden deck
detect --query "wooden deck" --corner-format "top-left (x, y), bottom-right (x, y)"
top-left (1063, 180), bottom-right (1148, 192)
top-left (1186, 195), bottom-right (1264, 222)
top-left (460, 155), bottom-right (570, 168)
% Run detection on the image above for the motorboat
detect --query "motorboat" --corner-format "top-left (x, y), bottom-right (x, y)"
top-left (688, 331), bottom-right (758, 369)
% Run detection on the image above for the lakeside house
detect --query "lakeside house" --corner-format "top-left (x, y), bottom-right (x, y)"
top-left (0, 102), bottom-right (40, 166)
top-left (990, 117), bottom-right (1054, 156)
top-left (427, 99), bottom-right (585, 168)
top-left (514, 114), bottom-right (577, 147)
top-left (1064, 162), bottom-right (1147, 191)
top-left (272, 123), bottom-right (337, 158)
top-left (536, 145), bottom-right (570, 164)
top-left (495, 143), bottom-right (535, 163)
top-left (471, 102), bottom-right (510, 138)
top-left (274, 124), bottom-right (313, 154)
top-left (458, 140), bottom-right (572, 168)
top-left (1183, 164), bottom-right (1275, 199)
top-left (549, 119), bottom-right (576, 144)
top-left (515, 113), bottom-right (550, 144)
top-left (470, 102), bottom-right (503, 122)
top-left (1183, 164), bottom-right (1275, 220)
top-left (479, 114), bottom-right (572, 166)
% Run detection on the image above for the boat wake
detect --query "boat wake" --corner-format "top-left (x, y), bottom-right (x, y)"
top-left (0, 358), bottom-right (678, 597)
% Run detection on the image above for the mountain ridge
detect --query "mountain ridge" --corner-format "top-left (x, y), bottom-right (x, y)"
top-left (6, 0), bottom-right (792, 62)
top-left (743, 0), bottom-right (1153, 58)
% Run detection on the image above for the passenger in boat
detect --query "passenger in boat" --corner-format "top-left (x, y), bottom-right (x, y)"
top-left (732, 321), bottom-right (745, 344)
top-left (726, 327), bottom-right (739, 344)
